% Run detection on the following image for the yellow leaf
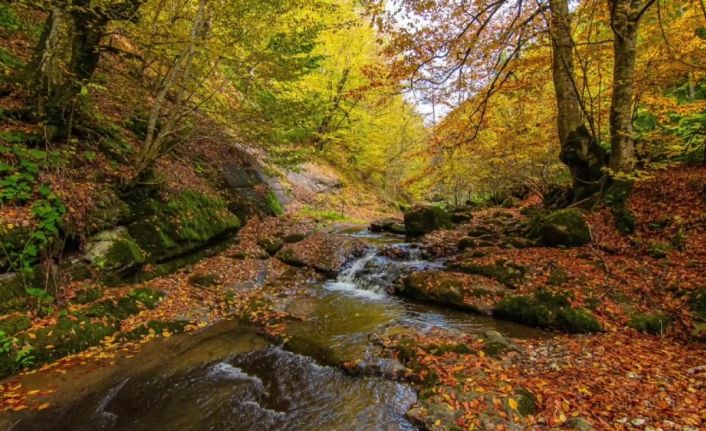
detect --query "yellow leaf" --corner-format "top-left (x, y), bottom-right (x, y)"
top-left (6, 224), bottom-right (14, 230)
top-left (37, 403), bottom-right (50, 411)
top-left (508, 398), bottom-right (518, 410)
top-left (27, 333), bottom-right (36, 340)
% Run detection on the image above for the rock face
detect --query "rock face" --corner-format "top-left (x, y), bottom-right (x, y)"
top-left (399, 271), bottom-right (504, 314)
top-left (128, 191), bottom-right (240, 262)
top-left (404, 205), bottom-right (452, 236)
top-left (276, 233), bottom-right (365, 276)
top-left (83, 227), bottom-right (146, 272)
top-left (221, 164), bottom-right (285, 220)
top-left (530, 209), bottom-right (591, 247)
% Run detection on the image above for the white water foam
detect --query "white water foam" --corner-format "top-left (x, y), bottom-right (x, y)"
top-left (324, 251), bottom-right (386, 300)
top-left (209, 363), bottom-right (265, 391)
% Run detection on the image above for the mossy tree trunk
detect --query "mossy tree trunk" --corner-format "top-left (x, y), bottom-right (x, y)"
top-left (23, 0), bottom-right (144, 135)
top-left (549, 0), bottom-right (607, 202)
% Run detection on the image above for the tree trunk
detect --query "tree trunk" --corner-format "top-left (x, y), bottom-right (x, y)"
top-left (549, 0), bottom-right (607, 202)
top-left (135, 0), bottom-right (208, 179)
top-left (609, 0), bottom-right (640, 174)
top-left (24, 3), bottom-right (67, 98)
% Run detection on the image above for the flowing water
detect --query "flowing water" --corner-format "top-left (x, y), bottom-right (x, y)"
top-left (3, 229), bottom-right (545, 431)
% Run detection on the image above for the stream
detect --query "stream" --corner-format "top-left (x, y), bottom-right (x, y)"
top-left (3, 230), bottom-right (546, 431)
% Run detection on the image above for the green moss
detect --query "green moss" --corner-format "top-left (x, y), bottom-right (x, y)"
top-left (299, 206), bottom-right (348, 222)
top-left (72, 286), bottom-right (103, 304)
top-left (514, 388), bottom-right (537, 416)
top-left (265, 190), bottom-right (284, 216)
top-left (530, 209), bottom-right (591, 247)
top-left (493, 291), bottom-right (601, 333)
top-left (29, 316), bottom-right (118, 364)
top-left (647, 242), bottom-right (672, 259)
top-left (102, 238), bottom-right (146, 270)
top-left (128, 191), bottom-right (240, 261)
top-left (84, 288), bottom-right (164, 319)
top-left (258, 237), bottom-right (285, 255)
top-left (0, 314), bottom-right (31, 336)
top-left (628, 312), bottom-right (670, 335)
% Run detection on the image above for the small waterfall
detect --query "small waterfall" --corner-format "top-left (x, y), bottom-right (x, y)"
top-left (324, 250), bottom-right (386, 299)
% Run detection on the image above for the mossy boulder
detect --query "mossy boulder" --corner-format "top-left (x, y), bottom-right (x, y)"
top-left (404, 205), bottom-right (452, 236)
top-left (128, 191), bottom-right (240, 262)
top-left (529, 209), bottom-right (591, 247)
top-left (493, 291), bottom-right (601, 333)
top-left (451, 259), bottom-right (527, 288)
top-left (83, 227), bottom-right (146, 273)
top-left (628, 312), bottom-right (670, 335)
top-left (399, 271), bottom-right (503, 313)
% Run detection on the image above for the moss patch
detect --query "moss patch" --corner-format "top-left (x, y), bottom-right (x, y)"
top-left (628, 312), bottom-right (670, 335)
top-left (128, 190), bottom-right (240, 262)
top-left (529, 209), bottom-right (591, 247)
top-left (0, 314), bottom-right (31, 336)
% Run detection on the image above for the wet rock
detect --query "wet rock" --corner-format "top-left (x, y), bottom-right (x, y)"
top-left (276, 233), bottom-right (365, 276)
top-left (529, 208), bottom-right (591, 247)
top-left (258, 237), bottom-right (285, 255)
top-left (399, 271), bottom-right (503, 313)
top-left (83, 227), bottom-right (146, 273)
top-left (370, 218), bottom-right (404, 233)
top-left (404, 205), bottom-right (452, 236)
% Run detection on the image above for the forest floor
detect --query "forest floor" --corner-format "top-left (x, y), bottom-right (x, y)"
top-left (1, 167), bottom-right (705, 431)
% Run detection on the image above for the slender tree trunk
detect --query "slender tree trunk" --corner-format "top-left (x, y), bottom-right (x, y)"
top-left (609, 1), bottom-right (639, 174)
top-left (135, 0), bottom-right (208, 178)
top-left (549, 0), bottom-right (607, 201)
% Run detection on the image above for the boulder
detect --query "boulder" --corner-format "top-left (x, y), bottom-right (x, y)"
top-left (399, 271), bottom-right (504, 313)
top-left (370, 218), bottom-right (406, 234)
top-left (531, 209), bottom-right (591, 247)
top-left (492, 290), bottom-right (601, 333)
top-left (83, 227), bottom-right (146, 272)
top-left (276, 233), bottom-right (365, 276)
top-left (128, 191), bottom-right (240, 262)
top-left (404, 205), bottom-right (452, 236)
